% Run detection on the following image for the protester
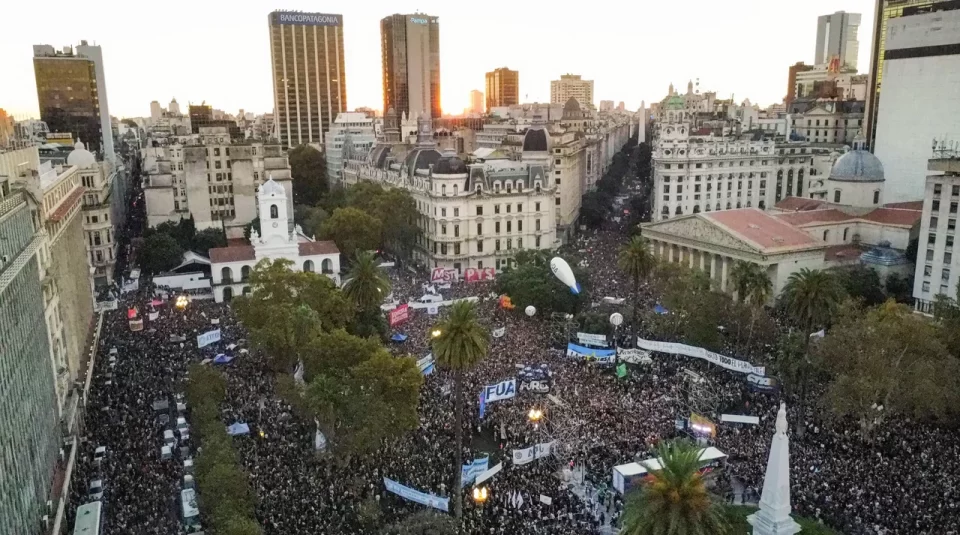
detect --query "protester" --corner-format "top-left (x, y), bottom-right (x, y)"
top-left (68, 183), bottom-right (960, 535)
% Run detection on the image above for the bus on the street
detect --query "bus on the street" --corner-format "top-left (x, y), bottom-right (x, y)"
top-left (73, 501), bottom-right (103, 535)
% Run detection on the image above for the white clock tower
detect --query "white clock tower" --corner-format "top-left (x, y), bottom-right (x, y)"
top-left (252, 176), bottom-right (299, 258)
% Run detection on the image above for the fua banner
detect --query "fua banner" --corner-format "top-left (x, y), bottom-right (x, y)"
top-left (637, 338), bottom-right (765, 376)
top-left (197, 329), bottom-right (221, 348)
top-left (577, 332), bottom-right (608, 347)
top-left (747, 373), bottom-right (780, 393)
top-left (383, 477), bottom-right (449, 512)
top-left (482, 379), bottom-right (516, 403)
top-left (513, 441), bottom-right (555, 465)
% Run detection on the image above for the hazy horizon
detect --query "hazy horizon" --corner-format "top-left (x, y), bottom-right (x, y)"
top-left (1, 0), bottom-right (876, 120)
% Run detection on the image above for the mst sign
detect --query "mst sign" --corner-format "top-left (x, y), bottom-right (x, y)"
top-left (273, 11), bottom-right (342, 26)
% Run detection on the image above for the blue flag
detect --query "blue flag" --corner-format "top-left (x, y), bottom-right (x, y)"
top-left (479, 391), bottom-right (486, 419)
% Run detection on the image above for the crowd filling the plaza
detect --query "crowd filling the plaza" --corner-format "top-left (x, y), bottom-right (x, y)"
top-left (69, 176), bottom-right (960, 535)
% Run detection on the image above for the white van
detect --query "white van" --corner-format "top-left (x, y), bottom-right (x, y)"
top-left (88, 479), bottom-right (104, 501)
top-left (183, 458), bottom-right (194, 474)
top-left (164, 429), bottom-right (177, 447)
top-left (183, 474), bottom-right (195, 489)
top-left (417, 294), bottom-right (444, 304)
top-left (93, 446), bottom-right (106, 466)
top-left (176, 417), bottom-right (190, 440)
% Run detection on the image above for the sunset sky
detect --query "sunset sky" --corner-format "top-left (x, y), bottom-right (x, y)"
top-left (0, 0), bottom-right (875, 120)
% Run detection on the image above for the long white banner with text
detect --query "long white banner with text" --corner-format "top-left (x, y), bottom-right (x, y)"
top-left (636, 338), bottom-right (765, 376)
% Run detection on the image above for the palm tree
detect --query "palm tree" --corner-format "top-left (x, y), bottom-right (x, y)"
top-left (779, 268), bottom-right (844, 434)
top-left (729, 260), bottom-right (771, 305)
top-left (621, 439), bottom-right (729, 535)
top-left (342, 251), bottom-right (392, 313)
top-left (618, 236), bottom-right (658, 333)
top-left (430, 300), bottom-right (489, 520)
top-left (780, 268), bottom-right (844, 334)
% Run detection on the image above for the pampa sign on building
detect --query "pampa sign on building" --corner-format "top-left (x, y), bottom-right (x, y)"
top-left (273, 11), bottom-right (343, 26)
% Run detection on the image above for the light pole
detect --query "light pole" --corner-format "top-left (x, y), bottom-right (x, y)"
top-left (610, 312), bottom-right (623, 364)
top-left (472, 486), bottom-right (489, 531)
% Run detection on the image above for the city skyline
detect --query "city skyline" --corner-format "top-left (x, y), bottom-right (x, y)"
top-left (1, 0), bottom-right (875, 120)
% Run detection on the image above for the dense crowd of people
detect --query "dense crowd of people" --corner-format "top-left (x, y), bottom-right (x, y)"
top-left (67, 167), bottom-right (960, 535)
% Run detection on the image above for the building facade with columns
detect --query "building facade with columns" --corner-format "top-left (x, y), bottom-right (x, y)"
top-left (641, 208), bottom-right (828, 300)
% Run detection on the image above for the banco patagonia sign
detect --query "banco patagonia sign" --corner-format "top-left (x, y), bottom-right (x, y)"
top-left (274, 12), bottom-right (342, 26)
top-left (409, 17), bottom-right (439, 24)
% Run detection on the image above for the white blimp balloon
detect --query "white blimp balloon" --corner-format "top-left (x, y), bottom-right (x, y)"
top-left (525, 305), bottom-right (537, 317)
top-left (549, 257), bottom-right (580, 295)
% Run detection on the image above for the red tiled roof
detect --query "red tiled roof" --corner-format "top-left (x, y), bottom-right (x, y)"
top-left (704, 208), bottom-right (820, 252)
top-left (774, 196), bottom-right (827, 212)
top-left (883, 201), bottom-right (923, 211)
top-left (47, 186), bottom-right (84, 222)
top-left (861, 208), bottom-right (922, 226)
top-left (298, 241), bottom-right (340, 256)
top-left (209, 245), bottom-right (255, 263)
top-left (774, 209), bottom-right (854, 226)
top-left (824, 244), bottom-right (864, 262)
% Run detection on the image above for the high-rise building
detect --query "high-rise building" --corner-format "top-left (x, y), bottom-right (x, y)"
top-left (866, 0), bottom-right (953, 149)
top-left (485, 67), bottom-right (519, 111)
top-left (0, 178), bottom-right (60, 535)
top-left (785, 62), bottom-right (815, 107)
top-left (150, 101), bottom-right (163, 121)
top-left (873, 4), bottom-right (960, 202)
top-left (268, 11), bottom-right (347, 149)
top-left (550, 74), bottom-right (594, 108)
top-left (469, 90), bottom-right (484, 115)
top-left (33, 41), bottom-right (115, 161)
top-left (381, 13), bottom-right (441, 120)
top-left (815, 11), bottom-right (862, 70)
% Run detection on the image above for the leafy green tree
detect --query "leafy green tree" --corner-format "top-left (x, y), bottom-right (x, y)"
top-left (193, 227), bottom-right (227, 254)
top-left (884, 273), bottom-right (913, 304)
top-left (343, 251), bottom-right (392, 314)
top-left (430, 301), bottom-right (489, 520)
top-left (234, 259), bottom-right (354, 371)
top-left (381, 511), bottom-right (457, 535)
top-left (496, 250), bottom-right (585, 315)
top-left (219, 517), bottom-right (262, 535)
top-left (816, 300), bottom-right (960, 438)
top-left (618, 236), bottom-right (658, 333)
top-left (579, 191), bottom-right (609, 229)
top-left (289, 145), bottom-right (328, 205)
top-left (368, 188), bottom-right (420, 261)
top-left (305, 337), bottom-right (423, 454)
top-left (621, 439), bottom-right (729, 535)
top-left (320, 207), bottom-right (383, 259)
top-left (295, 204), bottom-right (330, 239)
top-left (834, 265), bottom-right (885, 307)
top-left (138, 232), bottom-right (183, 275)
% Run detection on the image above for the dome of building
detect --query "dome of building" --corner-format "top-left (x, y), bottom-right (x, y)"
top-left (829, 149), bottom-right (884, 182)
top-left (404, 147), bottom-right (442, 176)
top-left (562, 97), bottom-right (582, 119)
top-left (433, 149), bottom-right (468, 174)
top-left (522, 128), bottom-right (549, 152)
top-left (665, 95), bottom-right (685, 110)
top-left (67, 141), bottom-right (96, 168)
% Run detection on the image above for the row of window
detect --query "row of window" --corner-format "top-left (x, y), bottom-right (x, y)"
top-left (665, 180), bottom-right (769, 194)
top-left (427, 201), bottom-right (546, 218)
top-left (430, 236), bottom-right (543, 255)
top-left (660, 201), bottom-right (766, 216)
top-left (932, 184), bottom-right (960, 197)
top-left (206, 159), bottom-right (231, 169)
top-left (437, 219), bottom-right (543, 236)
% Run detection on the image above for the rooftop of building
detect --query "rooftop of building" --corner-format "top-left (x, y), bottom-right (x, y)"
top-left (704, 208), bottom-right (821, 252)
top-left (209, 240), bottom-right (339, 264)
top-left (772, 200), bottom-right (922, 228)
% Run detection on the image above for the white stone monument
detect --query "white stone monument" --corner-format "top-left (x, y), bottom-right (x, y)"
top-left (747, 402), bottom-right (802, 535)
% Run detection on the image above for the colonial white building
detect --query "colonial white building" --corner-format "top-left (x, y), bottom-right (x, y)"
top-left (142, 126), bottom-right (292, 238)
top-left (208, 178), bottom-right (340, 302)
top-left (787, 99), bottom-right (864, 145)
top-left (343, 115), bottom-right (558, 273)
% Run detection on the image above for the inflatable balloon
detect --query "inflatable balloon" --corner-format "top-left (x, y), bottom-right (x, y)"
top-left (550, 257), bottom-right (580, 295)
top-left (525, 305), bottom-right (537, 317)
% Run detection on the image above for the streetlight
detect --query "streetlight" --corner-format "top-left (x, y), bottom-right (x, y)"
top-left (175, 295), bottom-right (189, 310)
top-left (431, 329), bottom-right (442, 339)
top-left (528, 407), bottom-right (543, 429)
top-left (472, 486), bottom-right (489, 504)
top-left (610, 312), bottom-right (624, 363)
